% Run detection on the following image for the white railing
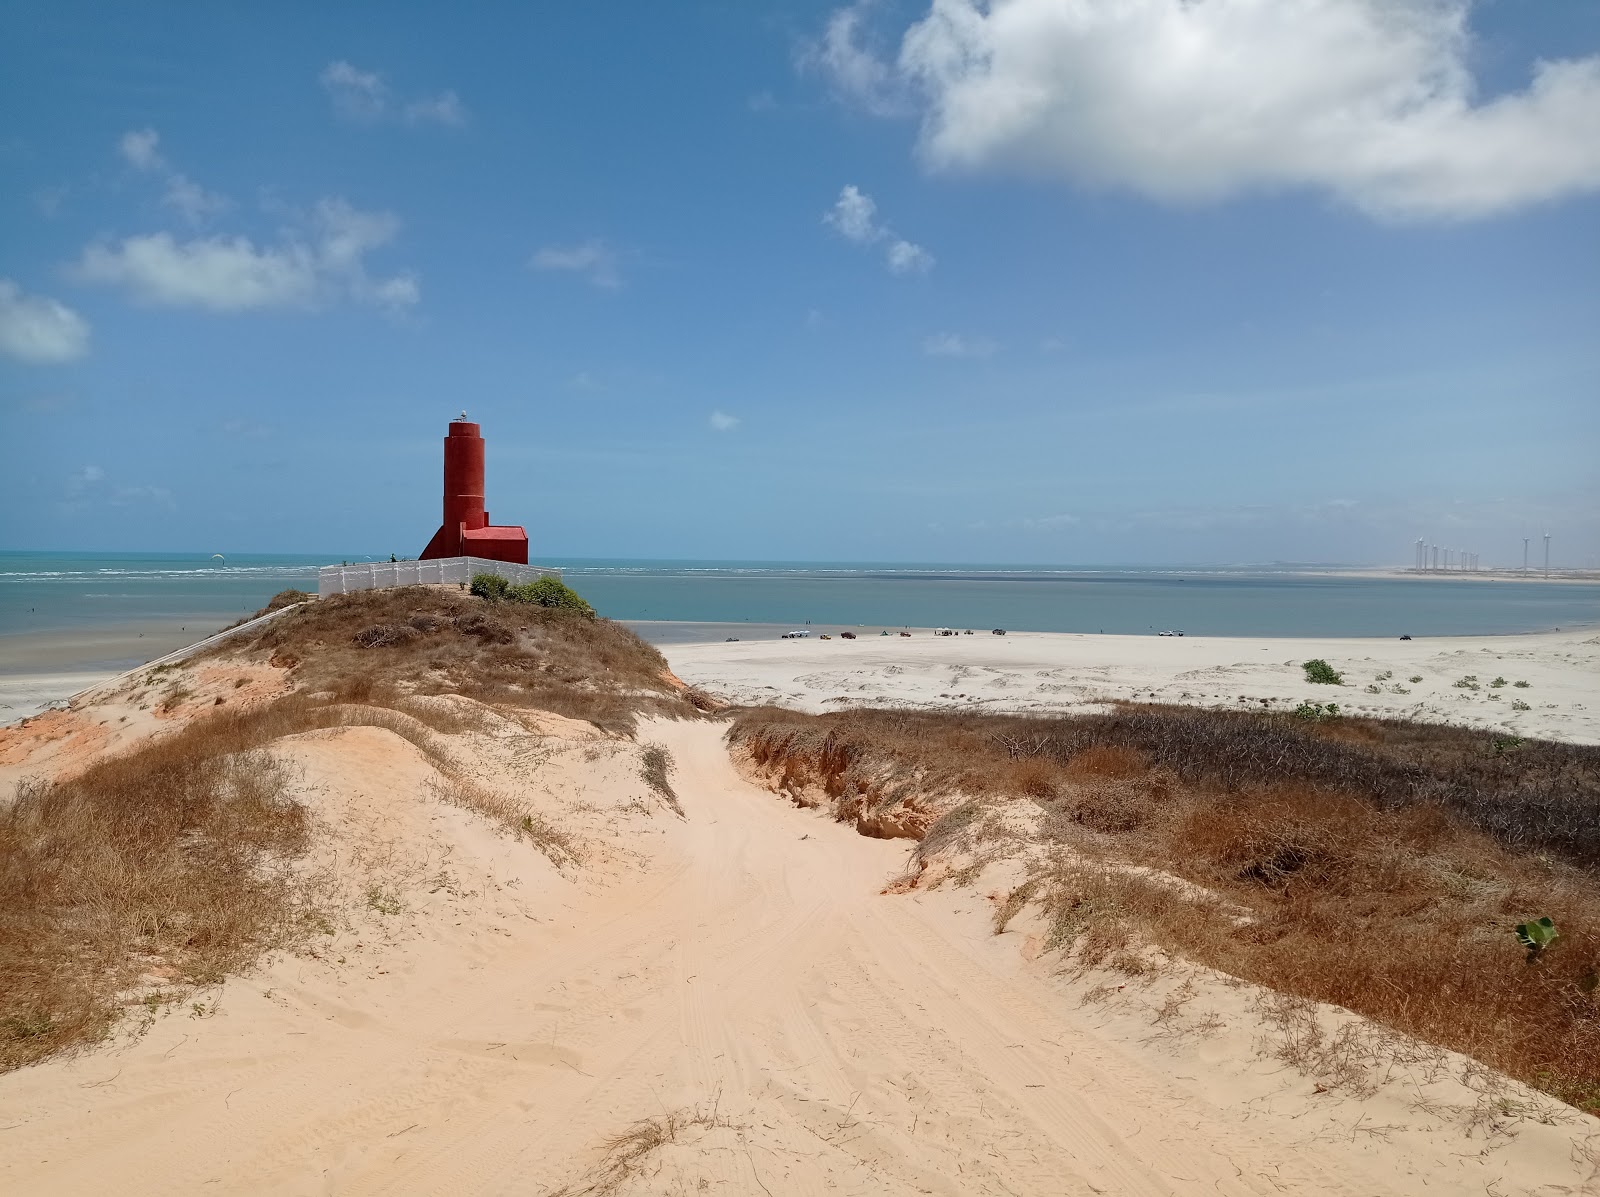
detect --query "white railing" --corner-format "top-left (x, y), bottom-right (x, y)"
top-left (319, 556), bottom-right (561, 597)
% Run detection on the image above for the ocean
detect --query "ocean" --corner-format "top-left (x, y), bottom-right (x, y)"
top-left (2, 552), bottom-right (1597, 649)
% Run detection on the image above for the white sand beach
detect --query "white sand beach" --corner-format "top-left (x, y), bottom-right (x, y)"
top-left (665, 627), bottom-right (1600, 743)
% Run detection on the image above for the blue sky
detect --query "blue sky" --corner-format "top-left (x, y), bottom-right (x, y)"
top-left (1, 0), bottom-right (1597, 566)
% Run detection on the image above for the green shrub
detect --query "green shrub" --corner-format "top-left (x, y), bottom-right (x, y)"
top-left (1292, 701), bottom-right (1340, 721)
top-left (1513, 680), bottom-right (1530, 689)
top-left (1302, 659), bottom-right (1343, 685)
top-left (470, 573), bottom-right (511, 603)
top-left (509, 576), bottom-right (594, 615)
top-left (1409, 675), bottom-right (1423, 684)
top-left (1511, 699), bottom-right (1531, 712)
top-left (1454, 676), bottom-right (1481, 691)
top-left (471, 572), bottom-right (594, 615)
top-left (1375, 670), bottom-right (1393, 682)
top-left (1491, 676), bottom-right (1508, 688)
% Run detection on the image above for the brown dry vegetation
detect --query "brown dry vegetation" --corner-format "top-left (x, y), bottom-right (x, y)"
top-left (3, 586), bottom-right (696, 1073)
top-left (728, 704), bottom-right (1600, 1114)
top-left (209, 585), bottom-right (690, 733)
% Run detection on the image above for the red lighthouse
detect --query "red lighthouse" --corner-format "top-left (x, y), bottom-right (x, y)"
top-left (419, 414), bottom-right (529, 564)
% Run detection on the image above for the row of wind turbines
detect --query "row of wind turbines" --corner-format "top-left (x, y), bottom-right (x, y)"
top-left (1411, 534), bottom-right (1552, 575)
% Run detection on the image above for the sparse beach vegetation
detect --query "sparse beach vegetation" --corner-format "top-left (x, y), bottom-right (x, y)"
top-left (1301, 659), bottom-right (1343, 685)
top-left (727, 703), bottom-right (1600, 1112)
top-left (2, 585), bottom-right (701, 1074)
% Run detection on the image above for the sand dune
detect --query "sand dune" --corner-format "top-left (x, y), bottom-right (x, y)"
top-left (3, 708), bottom-right (1593, 1195)
top-left (665, 627), bottom-right (1600, 743)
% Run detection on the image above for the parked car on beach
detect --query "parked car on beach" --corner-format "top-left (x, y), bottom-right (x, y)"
top-left (781, 630), bottom-right (811, 639)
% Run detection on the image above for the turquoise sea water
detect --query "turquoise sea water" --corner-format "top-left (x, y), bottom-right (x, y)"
top-left (2, 552), bottom-right (1596, 641)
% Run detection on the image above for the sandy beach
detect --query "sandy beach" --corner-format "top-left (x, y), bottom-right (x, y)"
top-left (0, 620), bottom-right (215, 724)
top-left (1, 587), bottom-right (1596, 1195)
top-left (665, 626), bottom-right (1600, 744)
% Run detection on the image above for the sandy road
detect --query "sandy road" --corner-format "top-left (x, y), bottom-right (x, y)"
top-left (0, 720), bottom-right (1582, 1195)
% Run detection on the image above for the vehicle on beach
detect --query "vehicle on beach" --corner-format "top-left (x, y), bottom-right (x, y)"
top-left (1157, 629), bottom-right (1186, 637)
top-left (992, 628), bottom-right (1006, 636)
top-left (780, 630), bottom-right (811, 639)
top-left (899, 631), bottom-right (912, 637)
top-left (724, 637), bottom-right (740, 642)
top-left (934, 627), bottom-right (955, 637)
top-left (820, 634), bottom-right (832, 640)
top-left (840, 631), bottom-right (856, 639)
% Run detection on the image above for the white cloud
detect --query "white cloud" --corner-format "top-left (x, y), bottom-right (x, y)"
top-left (823, 184), bottom-right (934, 274)
top-left (531, 241), bottom-right (621, 288)
top-left (709, 409), bottom-right (740, 431)
top-left (321, 60), bottom-right (389, 121)
top-left (818, 0), bottom-right (1600, 220)
top-left (404, 90), bottom-right (466, 126)
top-left (886, 238), bottom-right (935, 274)
top-left (119, 127), bottom-right (163, 171)
top-left (322, 61), bottom-right (467, 127)
top-left (923, 330), bottom-right (994, 357)
top-left (805, 2), bottom-right (907, 117)
top-left (74, 198), bottom-right (418, 313)
top-left (824, 184), bottom-right (881, 242)
top-left (0, 280), bottom-right (90, 364)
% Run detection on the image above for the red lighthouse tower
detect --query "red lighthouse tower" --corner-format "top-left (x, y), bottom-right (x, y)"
top-left (419, 413), bottom-right (528, 564)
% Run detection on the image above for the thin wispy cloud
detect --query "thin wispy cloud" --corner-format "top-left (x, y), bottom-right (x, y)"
top-left (75, 198), bottom-right (419, 313)
top-left (117, 127), bottom-right (227, 226)
top-left (709, 410), bottom-right (740, 431)
top-left (923, 331), bottom-right (995, 358)
top-left (816, 0), bottom-right (1600, 220)
top-left (823, 184), bottom-right (934, 275)
top-left (531, 241), bottom-right (622, 289)
top-left (320, 61), bottom-right (466, 127)
top-left (0, 279), bottom-right (90, 364)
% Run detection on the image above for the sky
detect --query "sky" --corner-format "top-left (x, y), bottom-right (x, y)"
top-left (1, 0), bottom-right (1597, 567)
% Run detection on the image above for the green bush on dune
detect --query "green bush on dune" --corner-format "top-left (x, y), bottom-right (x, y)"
top-left (471, 573), bottom-right (594, 616)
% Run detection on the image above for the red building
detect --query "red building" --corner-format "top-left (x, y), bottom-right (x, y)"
top-left (419, 414), bottom-right (528, 564)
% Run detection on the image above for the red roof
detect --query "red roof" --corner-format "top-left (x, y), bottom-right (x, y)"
top-left (462, 525), bottom-right (528, 543)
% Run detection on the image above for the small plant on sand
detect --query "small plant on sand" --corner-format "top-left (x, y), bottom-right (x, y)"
top-left (1302, 659), bottom-right (1343, 685)
top-left (1409, 675), bottom-right (1424, 684)
top-left (1514, 679), bottom-right (1531, 688)
top-left (1491, 676), bottom-right (1509, 688)
top-left (1389, 685), bottom-right (1410, 695)
top-left (1292, 701), bottom-right (1341, 721)
top-left (1514, 917), bottom-right (1559, 962)
top-left (1454, 676), bottom-right (1481, 691)
top-left (639, 744), bottom-right (683, 816)
top-left (1375, 670), bottom-right (1393, 682)
top-left (1512, 699), bottom-right (1531, 712)
top-left (365, 886), bottom-right (403, 916)
top-left (1364, 684), bottom-right (1382, 694)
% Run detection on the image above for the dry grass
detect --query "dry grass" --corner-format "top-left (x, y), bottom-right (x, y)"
top-left (639, 744), bottom-right (682, 816)
top-left (0, 687), bottom-right (584, 1073)
top-left (205, 585), bottom-right (696, 733)
top-left (728, 703), bottom-right (1600, 1114)
top-left (0, 707), bottom-right (318, 1072)
top-left (549, 1097), bottom-right (740, 1197)
top-left (428, 776), bottom-right (581, 866)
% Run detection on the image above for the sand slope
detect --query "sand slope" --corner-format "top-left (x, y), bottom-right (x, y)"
top-left (2, 716), bottom-right (1592, 1195)
top-left (666, 628), bottom-right (1600, 743)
